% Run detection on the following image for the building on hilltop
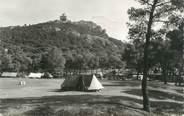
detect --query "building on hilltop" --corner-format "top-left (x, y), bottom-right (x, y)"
top-left (60, 13), bottom-right (67, 23)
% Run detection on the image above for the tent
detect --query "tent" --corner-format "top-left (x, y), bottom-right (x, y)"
top-left (28, 73), bottom-right (44, 78)
top-left (61, 75), bottom-right (104, 91)
top-left (1, 72), bottom-right (18, 78)
top-left (42, 72), bottom-right (53, 78)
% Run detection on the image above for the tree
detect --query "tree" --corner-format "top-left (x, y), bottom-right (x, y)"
top-left (108, 55), bottom-right (125, 69)
top-left (0, 42), bottom-right (4, 72)
top-left (41, 47), bottom-right (66, 77)
top-left (10, 47), bottom-right (32, 72)
top-left (153, 39), bottom-right (175, 84)
top-left (1, 54), bottom-right (14, 71)
top-left (72, 54), bottom-right (85, 70)
top-left (99, 56), bottom-right (109, 69)
top-left (122, 43), bottom-right (144, 77)
top-left (128, 0), bottom-right (184, 112)
top-left (64, 50), bottom-right (74, 69)
top-left (166, 19), bottom-right (184, 86)
top-left (87, 55), bottom-right (99, 69)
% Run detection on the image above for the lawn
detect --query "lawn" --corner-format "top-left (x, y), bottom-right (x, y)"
top-left (0, 78), bottom-right (183, 116)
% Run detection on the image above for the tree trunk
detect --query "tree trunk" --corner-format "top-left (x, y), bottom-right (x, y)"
top-left (164, 71), bottom-right (167, 84)
top-left (136, 70), bottom-right (139, 80)
top-left (118, 69), bottom-right (120, 76)
top-left (179, 76), bottom-right (182, 86)
top-left (162, 65), bottom-right (167, 84)
top-left (142, 0), bottom-right (158, 112)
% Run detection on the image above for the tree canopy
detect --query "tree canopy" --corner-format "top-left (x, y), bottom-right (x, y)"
top-left (127, 0), bottom-right (184, 112)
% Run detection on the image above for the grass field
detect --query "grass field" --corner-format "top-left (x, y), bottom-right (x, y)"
top-left (0, 78), bottom-right (183, 116)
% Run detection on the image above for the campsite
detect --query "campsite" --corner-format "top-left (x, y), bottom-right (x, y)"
top-left (1, 0), bottom-right (184, 116)
top-left (0, 77), bottom-right (183, 116)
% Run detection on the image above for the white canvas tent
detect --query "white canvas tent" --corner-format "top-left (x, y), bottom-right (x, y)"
top-left (1, 72), bottom-right (18, 78)
top-left (28, 73), bottom-right (44, 78)
top-left (61, 75), bottom-right (104, 91)
top-left (88, 75), bottom-right (104, 90)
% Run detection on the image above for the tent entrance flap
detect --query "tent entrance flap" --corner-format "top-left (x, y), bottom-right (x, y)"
top-left (76, 76), bottom-right (85, 91)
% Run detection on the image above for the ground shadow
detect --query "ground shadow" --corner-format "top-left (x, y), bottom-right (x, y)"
top-left (0, 94), bottom-right (183, 116)
top-left (48, 89), bottom-right (62, 92)
top-left (123, 89), bottom-right (184, 101)
top-left (0, 95), bottom-right (145, 115)
top-left (103, 81), bottom-right (141, 87)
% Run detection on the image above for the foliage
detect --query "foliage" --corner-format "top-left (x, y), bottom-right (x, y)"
top-left (0, 20), bottom-right (125, 72)
top-left (127, 0), bottom-right (184, 112)
top-left (41, 47), bottom-right (66, 74)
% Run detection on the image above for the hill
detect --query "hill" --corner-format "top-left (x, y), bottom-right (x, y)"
top-left (0, 19), bottom-right (125, 73)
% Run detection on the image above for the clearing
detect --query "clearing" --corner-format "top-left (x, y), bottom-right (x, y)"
top-left (0, 78), bottom-right (183, 116)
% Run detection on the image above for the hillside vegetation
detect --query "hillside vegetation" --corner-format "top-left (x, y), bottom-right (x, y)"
top-left (0, 19), bottom-right (125, 74)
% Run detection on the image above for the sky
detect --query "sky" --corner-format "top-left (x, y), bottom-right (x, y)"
top-left (0, 0), bottom-right (139, 41)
